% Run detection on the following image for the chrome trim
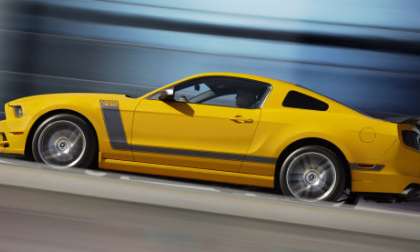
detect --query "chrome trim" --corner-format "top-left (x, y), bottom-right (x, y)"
top-left (36, 120), bottom-right (87, 168)
top-left (258, 85), bottom-right (272, 109)
top-left (285, 151), bottom-right (337, 202)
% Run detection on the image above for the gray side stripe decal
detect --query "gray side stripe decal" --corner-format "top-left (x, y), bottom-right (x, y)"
top-left (101, 102), bottom-right (131, 150)
top-left (350, 164), bottom-right (384, 171)
top-left (100, 102), bottom-right (276, 164)
top-left (245, 156), bottom-right (277, 164)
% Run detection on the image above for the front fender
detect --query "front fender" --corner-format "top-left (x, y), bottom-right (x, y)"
top-left (5, 93), bottom-right (139, 157)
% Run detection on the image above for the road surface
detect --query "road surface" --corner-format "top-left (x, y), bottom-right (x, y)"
top-left (0, 158), bottom-right (419, 251)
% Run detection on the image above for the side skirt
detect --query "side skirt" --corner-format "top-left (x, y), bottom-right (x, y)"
top-left (100, 158), bottom-right (274, 188)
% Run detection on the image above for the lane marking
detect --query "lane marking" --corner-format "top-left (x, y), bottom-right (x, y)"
top-left (2, 158), bottom-right (419, 214)
top-left (0, 159), bottom-right (15, 165)
top-left (333, 202), bottom-right (345, 207)
top-left (84, 170), bottom-right (108, 177)
top-left (119, 175), bottom-right (219, 192)
top-left (355, 204), bottom-right (420, 217)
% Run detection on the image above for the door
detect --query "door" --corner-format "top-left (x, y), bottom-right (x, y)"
top-left (131, 76), bottom-right (270, 172)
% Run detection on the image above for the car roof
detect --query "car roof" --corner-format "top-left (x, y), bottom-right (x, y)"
top-left (185, 72), bottom-right (350, 111)
top-left (182, 72), bottom-right (296, 89)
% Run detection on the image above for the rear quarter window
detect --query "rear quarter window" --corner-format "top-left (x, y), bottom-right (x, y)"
top-left (282, 91), bottom-right (329, 111)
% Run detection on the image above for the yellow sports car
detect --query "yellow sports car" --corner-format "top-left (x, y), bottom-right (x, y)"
top-left (1, 72), bottom-right (420, 202)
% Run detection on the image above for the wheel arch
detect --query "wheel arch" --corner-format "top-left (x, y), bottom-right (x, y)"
top-left (25, 109), bottom-right (99, 160)
top-left (274, 137), bottom-right (351, 191)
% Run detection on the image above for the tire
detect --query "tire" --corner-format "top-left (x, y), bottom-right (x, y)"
top-left (279, 145), bottom-right (346, 202)
top-left (32, 114), bottom-right (97, 169)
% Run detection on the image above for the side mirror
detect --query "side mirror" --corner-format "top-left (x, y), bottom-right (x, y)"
top-left (158, 88), bottom-right (175, 101)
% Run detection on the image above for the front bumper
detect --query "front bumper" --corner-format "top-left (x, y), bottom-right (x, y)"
top-left (352, 140), bottom-right (420, 194)
top-left (0, 119), bottom-right (26, 155)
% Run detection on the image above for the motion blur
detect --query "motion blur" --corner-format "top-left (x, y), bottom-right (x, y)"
top-left (1, 0), bottom-right (420, 117)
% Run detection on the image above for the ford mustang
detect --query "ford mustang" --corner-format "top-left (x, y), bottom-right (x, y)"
top-left (1, 72), bottom-right (420, 202)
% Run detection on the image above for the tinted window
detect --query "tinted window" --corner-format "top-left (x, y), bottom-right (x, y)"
top-left (163, 77), bottom-right (270, 109)
top-left (282, 91), bottom-right (329, 111)
top-left (174, 82), bottom-right (211, 102)
top-left (203, 94), bottom-right (237, 107)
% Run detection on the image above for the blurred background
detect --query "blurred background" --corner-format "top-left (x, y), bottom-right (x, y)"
top-left (1, 0), bottom-right (420, 116)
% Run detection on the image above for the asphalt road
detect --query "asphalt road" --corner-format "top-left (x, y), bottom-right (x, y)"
top-left (0, 185), bottom-right (419, 252)
top-left (0, 157), bottom-right (419, 251)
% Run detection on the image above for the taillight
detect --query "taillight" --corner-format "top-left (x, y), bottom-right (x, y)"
top-left (401, 129), bottom-right (420, 151)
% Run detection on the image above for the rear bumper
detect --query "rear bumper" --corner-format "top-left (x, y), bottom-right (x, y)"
top-left (0, 120), bottom-right (26, 155)
top-left (352, 141), bottom-right (420, 194)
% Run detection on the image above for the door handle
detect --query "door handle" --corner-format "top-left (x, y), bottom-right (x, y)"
top-left (230, 115), bottom-right (254, 124)
top-left (242, 118), bottom-right (254, 123)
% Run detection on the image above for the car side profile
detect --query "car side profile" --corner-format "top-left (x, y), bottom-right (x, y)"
top-left (1, 72), bottom-right (420, 202)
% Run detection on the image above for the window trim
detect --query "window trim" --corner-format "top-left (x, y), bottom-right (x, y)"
top-left (147, 76), bottom-right (272, 110)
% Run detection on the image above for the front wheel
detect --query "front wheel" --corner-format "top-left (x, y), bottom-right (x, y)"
top-left (279, 145), bottom-right (346, 202)
top-left (32, 114), bottom-right (97, 169)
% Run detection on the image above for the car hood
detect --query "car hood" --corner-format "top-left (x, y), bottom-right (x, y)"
top-left (3, 93), bottom-right (141, 116)
top-left (6, 93), bottom-right (131, 104)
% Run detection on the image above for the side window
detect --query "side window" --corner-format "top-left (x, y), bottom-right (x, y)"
top-left (151, 77), bottom-right (270, 109)
top-left (174, 82), bottom-right (211, 102)
top-left (202, 94), bottom-right (237, 107)
top-left (282, 91), bottom-right (329, 111)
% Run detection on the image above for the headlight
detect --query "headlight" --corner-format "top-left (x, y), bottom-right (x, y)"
top-left (402, 129), bottom-right (420, 151)
top-left (10, 105), bottom-right (23, 118)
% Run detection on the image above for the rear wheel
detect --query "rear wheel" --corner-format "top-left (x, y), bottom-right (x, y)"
top-left (279, 145), bottom-right (346, 202)
top-left (32, 114), bottom-right (97, 169)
